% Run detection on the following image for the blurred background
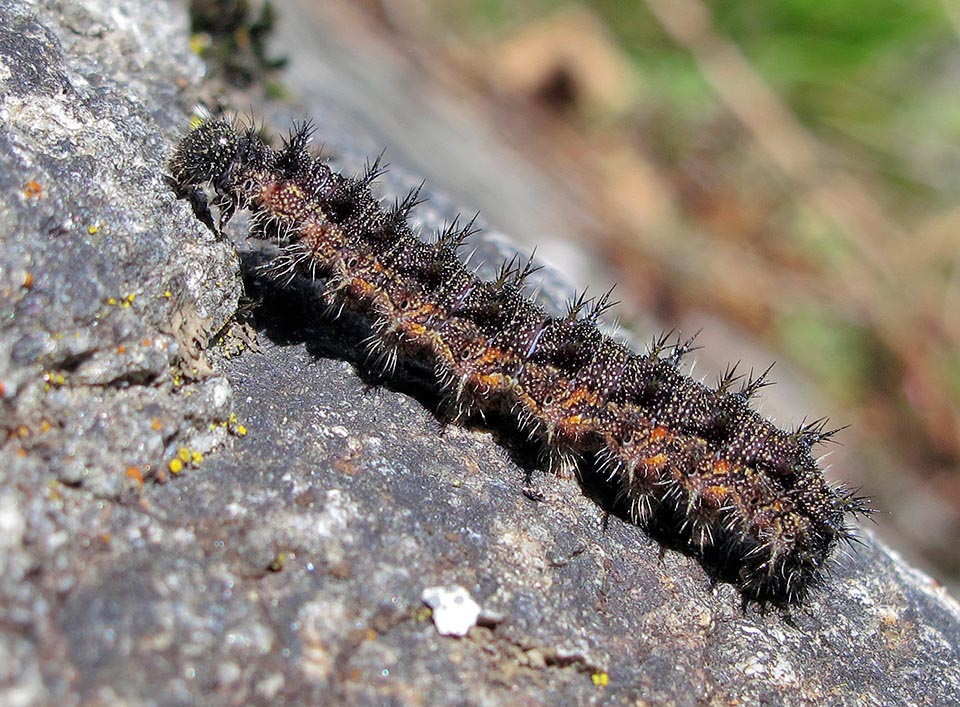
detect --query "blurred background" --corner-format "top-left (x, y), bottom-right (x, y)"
top-left (193, 0), bottom-right (960, 595)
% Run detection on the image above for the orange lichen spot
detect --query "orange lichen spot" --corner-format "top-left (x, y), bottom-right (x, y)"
top-left (22, 272), bottom-right (33, 289)
top-left (24, 180), bottom-right (43, 198)
top-left (0, 381), bottom-right (5, 397)
top-left (16, 425), bottom-right (30, 438)
top-left (39, 419), bottom-right (52, 433)
top-left (116, 345), bottom-right (126, 354)
top-left (712, 459), bottom-right (732, 475)
top-left (142, 338), bottom-right (152, 346)
top-left (16, 448), bottom-right (27, 458)
top-left (126, 466), bottom-right (144, 484)
top-left (151, 417), bottom-right (164, 431)
top-left (99, 533), bottom-right (112, 544)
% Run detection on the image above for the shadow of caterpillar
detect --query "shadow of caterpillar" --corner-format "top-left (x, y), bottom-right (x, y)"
top-left (169, 116), bottom-right (872, 607)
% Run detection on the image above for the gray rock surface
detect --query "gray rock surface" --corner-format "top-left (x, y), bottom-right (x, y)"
top-left (1, 1), bottom-right (958, 706)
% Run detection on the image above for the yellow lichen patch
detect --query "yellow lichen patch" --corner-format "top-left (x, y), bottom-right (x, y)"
top-left (169, 446), bottom-right (204, 475)
top-left (45, 480), bottom-right (63, 502)
top-left (106, 293), bottom-right (136, 308)
top-left (87, 223), bottom-right (100, 235)
top-left (591, 671), bottom-right (609, 687)
top-left (268, 552), bottom-right (287, 572)
top-left (414, 606), bottom-right (433, 622)
top-left (43, 371), bottom-right (66, 389)
top-left (224, 412), bottom-right (248, 437)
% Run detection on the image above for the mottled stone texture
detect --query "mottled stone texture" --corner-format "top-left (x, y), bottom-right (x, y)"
top-left (0, 1), bottom-right (957, 706)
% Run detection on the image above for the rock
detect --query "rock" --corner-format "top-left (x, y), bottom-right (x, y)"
top-left (0, 1), bottom-right (957, 705)
top-left (422, 585), bottom-right (483, 637)
top-left (0, 0), bottom-right (241, 495)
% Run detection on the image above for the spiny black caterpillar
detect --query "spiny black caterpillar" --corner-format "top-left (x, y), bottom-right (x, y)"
top-left (169, 116), bottom-right (873, 606)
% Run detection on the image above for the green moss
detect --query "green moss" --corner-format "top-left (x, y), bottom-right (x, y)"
top-left (775, 309), bottom-right (890, 402)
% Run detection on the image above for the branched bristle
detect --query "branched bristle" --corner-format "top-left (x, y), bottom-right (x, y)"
top-left (739, 363), bottom-right (776, 400)
top-left (359, 151), bottom-right (389, 187)
top-left (716, 361), bottom-right (743, 393)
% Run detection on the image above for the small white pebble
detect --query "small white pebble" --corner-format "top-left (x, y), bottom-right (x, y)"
top-left (421, 585), bottom-right (481, 637)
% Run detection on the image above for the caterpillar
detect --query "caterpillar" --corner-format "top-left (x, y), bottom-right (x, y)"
top-left (168, 116), bottom-right (872, 606)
